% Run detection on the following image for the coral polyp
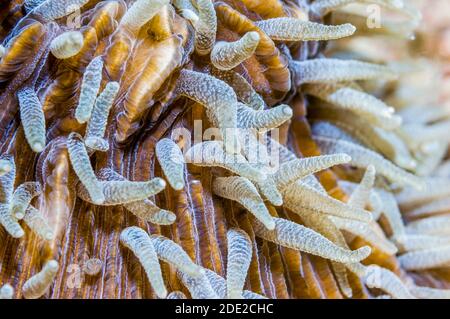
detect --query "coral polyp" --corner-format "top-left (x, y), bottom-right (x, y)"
top-left (0, 0), bottom-right (449, 300)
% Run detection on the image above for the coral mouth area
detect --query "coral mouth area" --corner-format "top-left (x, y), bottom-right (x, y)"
top-left (0, 0), bottom-right (449, 299)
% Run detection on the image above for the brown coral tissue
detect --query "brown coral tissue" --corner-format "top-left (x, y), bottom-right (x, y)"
top-left (0, 0), bottom-right (450, 300)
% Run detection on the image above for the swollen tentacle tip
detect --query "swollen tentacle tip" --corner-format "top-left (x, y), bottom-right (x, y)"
top-left (120, 227), bottom-right (167, 299)
top-left (256, 18), bottom-right (355, 42)
top-left (0, 160), bottom-right (12, 176)
top-left (75, 57), bottom-right (104, 124)
top-left (0, 284), bottom-right (13, 299)
top-left (237, 103), bottom-right (292, 131)
top-left (67, 132), bottom-right (105, 205)
top-left (211, 31), bottom-right (260, 71)
top-left (17, 87), bottom-right (46, 153)
top-left (22, 260), bottom-right (59, 299)
top-left (1, 204), bottom-right (24, 238)
top-left (155, 138), bottom-right (185, 190)
top-left (50, 31), bottom-right (84, 59)
top-left (120, 0), bottom-right (171, 33)
top-left (85, 81), bottom-right (120, 152)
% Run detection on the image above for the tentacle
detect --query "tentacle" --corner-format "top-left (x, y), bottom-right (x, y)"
top-left (256, 18), bottom-right (355, 41)
top-left (213, 176), bottom-right (275, 230)
top-left (0, 284), bottom-right (13, 299)
top-left (406, 215), bottom-right (450, 236)
top-left (0, 204), bottom-right (24, 238)
top-left (236, 102), bottom-right (292, 131)
top-left (119, 0), bottom-right (171, 34)
top-left (252, 217), bottom-right (371, 263)
top-left (67, 133), bottom-right (104, 205)
top-left (211, 32), bottom-right (260, 71)
top-left (284, 181), bottom-right (373, 222)
top-left (11, 182), bottom-right (42, 219)
top-left (167, 291), bottom-right (187, 299)
top-left (375, 189), bottom-right (406, 238)
top-left (50, 31), bottom-right (84, 59)
top-left (150, 235), bottom-right (204, 278)
top-left (363, 265), bottom-right (415, 299)
top-left (192, 0), bottom-right (217, 55)
top-left (185, 141), bottom-right (265, 182)
top-left (178, 271), bottom-right (219, 299)
top-left (203, 268), bottom-right (267, 299)
top-left (392, 234), bottom-right (450, 253)
top-left (22, 260), bottom-right (59, 299)
top-left (226, 228), bottom-right (252, 299)
top-left (211, 69), bottom-right (266, 111)
top-left (75, 56), bottom-right (104, 124)
top-left (155, 138), bottom-right (185, 190)
top-left (304, 84), bottom-right (402, 130)
top-left (82, 258), bottom-right (103, 276)
top-left (85, 82), bottom-right (120, 152)
top-left (17, 87), bottom-right (46, 153)
top-left (0, 154), bottom-right (15, 203)
top-left (273, 154), bottom-right (351, 191)
top-left (407, 198), bottom-right (450, 219)
top-left (120, 227), bottom-right (167, 298)
top-left (310, 0), bottom-right (405, 16)
top-left (32, 0), bottom-right (90, 21)
top-left (398, 247), bottom-right (450, 271)
top-left (330, 216), bottom-right (398, 255)
top-left (348, 165), bottom-right (375, 209)
top-left (176, 70), bottom-right (240, 154)
top-left (96, 168), bottom-right (176, 225)
top-left (292, 59), bottom-right (396, 86)
top-left (314, 136), bottom-right (424, 190)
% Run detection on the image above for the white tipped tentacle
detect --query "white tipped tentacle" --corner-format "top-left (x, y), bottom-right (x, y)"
top-left (22, 260), bottom-right (59, 299)
top-left (256, 18), bottom-right (356, 41)
top-left (252, 217), bottom-right (372, 264)
top-left (75, 56), bottom-right (104, 124)
top-left (120, 227), bottom-right (167, 298)
top-left (17, 87), bottom-right (46, 153)
top-left (211, 32), bottom-right (260, 71)
top-left (85, 82), bottom-right (120, 152)
top-left (226, 229), bottom-right (252, 299)
top-left (213, 176), bottom-right (275, 230)
top-left (50, 31), bottom-right (84, 59)
top-left (155, 138), bottom-right (185, 190)
top-left (67, 133), bottom-right (105, 205)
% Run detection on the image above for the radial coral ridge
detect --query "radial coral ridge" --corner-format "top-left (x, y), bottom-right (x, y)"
top-left (0, 0), bottom-right (449, 300)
